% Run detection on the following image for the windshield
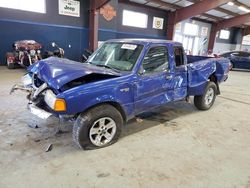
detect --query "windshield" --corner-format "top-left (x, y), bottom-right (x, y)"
top-left (88, 42), bottom-right (143, 71)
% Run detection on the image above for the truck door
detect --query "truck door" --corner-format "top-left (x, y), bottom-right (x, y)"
top-left (173, 46), bottom-right (188, 100)
top-left (135, 45), bottom-right (174, 113)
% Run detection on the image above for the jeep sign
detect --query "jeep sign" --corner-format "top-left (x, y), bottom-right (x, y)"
top-left (59, 0), bottom-right (80, 17)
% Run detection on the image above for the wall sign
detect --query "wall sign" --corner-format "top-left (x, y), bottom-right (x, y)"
top-left (59, 0), bottom-right (80, 17)
top-left (152, 17), bottom-right (164, 30)
top-left (201, 27), bottom-right (208, 37)
top-left (100, 4), bottom-right (116, 21)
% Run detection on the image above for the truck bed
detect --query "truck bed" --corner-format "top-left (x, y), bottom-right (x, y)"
top-left (187, 55), bottom-right (230, 96)
top-left (186, 55), bottom-right (213, 64)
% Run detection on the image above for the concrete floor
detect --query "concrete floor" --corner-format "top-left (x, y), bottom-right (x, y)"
top-left (0, 66), bottom-right (250, 188)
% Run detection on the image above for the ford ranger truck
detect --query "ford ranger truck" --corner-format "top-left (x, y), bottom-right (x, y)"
top-left (11, 39), bottom-right (230, 149)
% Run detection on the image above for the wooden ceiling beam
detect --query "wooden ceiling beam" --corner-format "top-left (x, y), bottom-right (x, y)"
top-left (147, 0), bottom-right (222, 21)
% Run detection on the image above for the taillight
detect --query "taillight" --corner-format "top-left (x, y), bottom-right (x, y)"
top-left (7, 56), bottom-right (15, 62)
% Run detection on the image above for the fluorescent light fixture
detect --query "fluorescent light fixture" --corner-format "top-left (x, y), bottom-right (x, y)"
top-left (238, 6), bottom-right (250, 13)
top-left (227, 2), bottom-right (234, 6)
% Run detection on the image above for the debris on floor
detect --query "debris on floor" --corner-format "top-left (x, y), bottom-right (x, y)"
top-left (28, 123), bottom-right (40, 129)
top-left (232, 128), bottom-right (238, 131)
top-left (97, 172), bottom-right (110, 178)
top-left (56, 129), bottom-right (70, 135)
top-left (45, 144), bottom-right (53, 152)
top-left (136, 118), bottom-right (143, 123)
top-left (34, 139), bottom-right (41, 143)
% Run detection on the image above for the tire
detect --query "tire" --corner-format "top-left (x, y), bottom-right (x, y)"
top-left (73, 104), bottom-right (123, 150)
top-left (194, 82), bottom-right (217, 111)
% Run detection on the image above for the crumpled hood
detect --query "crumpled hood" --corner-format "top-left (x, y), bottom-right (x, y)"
top-left (28, 57), bottom-right (121, 89)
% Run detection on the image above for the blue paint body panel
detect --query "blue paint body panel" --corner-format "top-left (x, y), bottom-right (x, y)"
top-left (28, 57), bottom-right (122, 90)
top-left (28, 39), bottom-right (230, 120)
top-left (187, 56), bottom-right (229, 95)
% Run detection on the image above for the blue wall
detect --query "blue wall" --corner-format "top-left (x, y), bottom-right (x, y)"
top-left (99, 29), bottom-right (166, 41)
top-left (0, 19), bottom-right (89, 64)
top-left (98, 0), bottom-right (168, 42)
top-left (0, 0), bottom-right (170, 65)
top-left (0, 0), bottom-right (90, 65)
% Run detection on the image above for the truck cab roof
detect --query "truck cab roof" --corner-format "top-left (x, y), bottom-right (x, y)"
top-left (106, 38), bottom-right (182, 46)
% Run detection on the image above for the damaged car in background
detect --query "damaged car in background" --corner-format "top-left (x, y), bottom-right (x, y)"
top-left (11, 39), bottom-right (230, 150)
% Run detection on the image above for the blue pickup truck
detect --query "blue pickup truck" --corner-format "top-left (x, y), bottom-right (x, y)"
top-left (12, 39), bottom-right (230, 149)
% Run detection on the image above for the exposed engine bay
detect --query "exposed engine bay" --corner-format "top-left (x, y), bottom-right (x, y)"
top-left (61, 73), bottom-right (119, 91)
top-left (10, 72), bottom-right (120, 119)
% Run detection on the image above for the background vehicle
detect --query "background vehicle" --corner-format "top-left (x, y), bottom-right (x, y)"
top-left (220, 51), bottom-right (250, 70)
top-left (43, 42), bottom-right (65, 58)
top-left (6, 40), bottom-right (42, 69)
top-left (12, 39), bottom-right (230, 150)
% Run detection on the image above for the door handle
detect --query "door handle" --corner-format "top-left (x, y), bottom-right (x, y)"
top-left (166, 75), bottom-right (173, 80)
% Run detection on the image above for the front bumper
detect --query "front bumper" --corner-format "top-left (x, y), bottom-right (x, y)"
top-left (27, 103), bottom-right (52, 120)
top-left (11, 74), bottom-right (66, 120)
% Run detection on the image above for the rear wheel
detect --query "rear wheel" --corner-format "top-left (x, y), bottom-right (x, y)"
top-left (73, 104), bottom-right (123, 150)
top-left (194, 82), bottom-right (217, 110)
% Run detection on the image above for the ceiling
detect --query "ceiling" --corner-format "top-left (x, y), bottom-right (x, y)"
top-left (129, 0), bottom-right (250, 27)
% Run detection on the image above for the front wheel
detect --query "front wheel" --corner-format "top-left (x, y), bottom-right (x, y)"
top-left (73, 104), bottom-right (123, 150)
top-left (194, 82), bottom-right (217, 110)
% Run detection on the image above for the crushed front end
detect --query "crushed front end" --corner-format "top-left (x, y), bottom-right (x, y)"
top-left (10, 73), bottom-right (66, 120)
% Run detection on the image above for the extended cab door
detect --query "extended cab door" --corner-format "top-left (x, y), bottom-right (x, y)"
top-left (134, 45), bottom-right (174, 113)
top-left (173, 46), bottom-right (188, 100)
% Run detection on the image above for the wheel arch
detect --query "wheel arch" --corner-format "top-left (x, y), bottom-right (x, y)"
top-left (208, 73), bottom-right (220, 95)
top-left (80, 101), bottom-right (127, 122)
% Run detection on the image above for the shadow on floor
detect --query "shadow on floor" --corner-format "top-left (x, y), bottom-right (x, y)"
top-left (120, 101), bottom-right (197, 138)
top-left (20, 101), bottom-right (198, 152)
top-left (231, 69), bottom-right (250, 73)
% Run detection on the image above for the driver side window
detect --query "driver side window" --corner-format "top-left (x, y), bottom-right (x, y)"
top-left (142, 46), bottom-right (169, 74)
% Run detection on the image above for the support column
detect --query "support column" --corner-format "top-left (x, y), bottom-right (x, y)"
top-left (208, 24), bottom-right (217, 52)
top-left (243, 26), bottom-right (250, 36)
top-left (89, 0), bottom-right (99, 51)
top-left (167, 12), bottom-right (176, 40)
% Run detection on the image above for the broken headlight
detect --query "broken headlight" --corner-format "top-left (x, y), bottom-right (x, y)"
top-left (30, 50), bottom-right (36, 56)
top-left (44, 90), bottom-right (66, 112)
top-left (21, 74), bottom-right (32, 87)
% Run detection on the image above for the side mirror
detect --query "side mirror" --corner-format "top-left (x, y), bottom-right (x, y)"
top-left (51, 42), bottom-right (56, 47)
top-left (138, 66), bottom-right (145, 75)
